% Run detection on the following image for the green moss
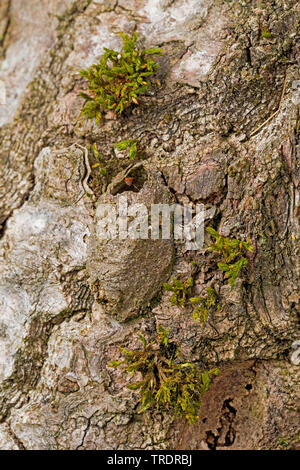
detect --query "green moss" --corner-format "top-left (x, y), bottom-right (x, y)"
top-left (261, 29), bottom-right (273, 39)
top-left (164, 271), bottom-right (219, 327)
top-left (163, 277), bottom-right (194, 307)
top-left (278, 432), bottom-right (300, 450)
top-left (109, 326), bottom-right (219, 424)
top-left (206, 227), bottom-right (253, 286)
top-left (228, 167), bottom-right (237, 177)
top-left (115, 138), bottom-right (139, 160)
top-left (164, 229), bottom-right (252, 325)
top-left (79, 32), bottom-right (162, 122)
top-left (190, 287), bottom-right (220, 327)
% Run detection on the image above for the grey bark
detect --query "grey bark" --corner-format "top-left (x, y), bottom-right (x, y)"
top-left (0, 0), bottom-right (299, 450)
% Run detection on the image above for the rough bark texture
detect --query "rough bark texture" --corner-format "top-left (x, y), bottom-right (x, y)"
top-left (0, 0), bottom-right (299, 450)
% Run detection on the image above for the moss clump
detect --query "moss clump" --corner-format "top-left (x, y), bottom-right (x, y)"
top-left (109, 326), bottom-right (219, 424)
top-left (79, 32), bottom-right (162, 122)
top-left (164, 277), bottom-right (219, 327)
top-left (206, 227), bottom-right (253, 286)
top-left (164, 228), bottom-right (252, 324)
top-left (278, 432), bottom-right (300, 450)
top-left (115, 139), bottom-right (138, 160)
top-left (163, 277), bottom-right (194, 307)
top-left (190, 287), bottom-right (220, 326)
top-left (261, 29), bottom-right (273, 39)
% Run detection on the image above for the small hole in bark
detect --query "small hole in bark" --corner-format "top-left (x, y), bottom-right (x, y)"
top-left (245, 383), bottom-right (252, 391)
top-left (114, 166), bottom-right (147, 194)
top-left (160, 341), bottom-right (177, 360)
top-left (202, 417), bottom-right (207, 423)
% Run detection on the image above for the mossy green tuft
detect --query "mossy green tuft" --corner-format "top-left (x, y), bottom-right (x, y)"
top-left (79, 32), bottom-right (162, 122)
top-left (109, 326), bottom-right (219, 424)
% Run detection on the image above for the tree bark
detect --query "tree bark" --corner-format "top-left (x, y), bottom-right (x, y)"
top-left (0, 0), bottom-right (299, 450)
